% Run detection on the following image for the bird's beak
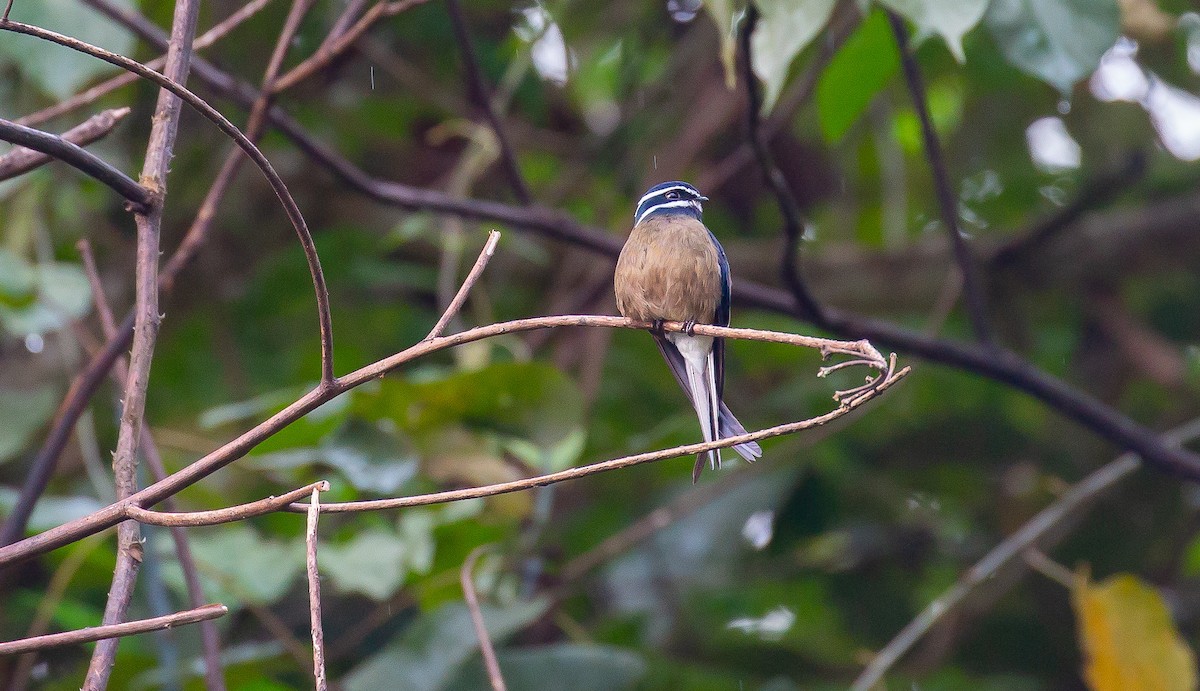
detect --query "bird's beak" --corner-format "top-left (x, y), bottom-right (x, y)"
top-left (698, 195), bottom-right (710, 202)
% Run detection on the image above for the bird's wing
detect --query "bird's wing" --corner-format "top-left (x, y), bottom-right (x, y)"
top-left (706, 228), bottom-right (732, 400)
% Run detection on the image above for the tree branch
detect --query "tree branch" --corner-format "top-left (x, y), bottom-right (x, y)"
top-left (0, 116), bottom-right (150, 208)
top-left (305, 488), bottom-right (328, 691)
top-left (126, 482), bottom-right (330, 527)
top-left (461, 546), bottom-right (507, 691)
top-left (426, 229), bottom-right (500, 339)
top-left (0, 107), bottom-right (130, 181)
top-left (887, 11), bottom-right (993, 346)
top-left (0, 604), bottom-right (228, 656)
top-left (446, 0), bottom-right (532, 205)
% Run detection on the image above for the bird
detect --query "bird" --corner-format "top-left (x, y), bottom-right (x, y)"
top-left (614, 181), bottom-right (762, 482)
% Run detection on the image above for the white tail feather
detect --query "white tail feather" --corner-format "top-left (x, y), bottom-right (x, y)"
top-left (669, 333), bottom-right (720, 471)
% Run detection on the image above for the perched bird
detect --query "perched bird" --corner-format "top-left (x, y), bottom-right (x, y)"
top-left (614, 181), bottom-right (763, 482)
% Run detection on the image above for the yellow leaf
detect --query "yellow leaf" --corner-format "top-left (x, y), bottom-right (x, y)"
top-left (1073, 571), bottom-right (1198, 691)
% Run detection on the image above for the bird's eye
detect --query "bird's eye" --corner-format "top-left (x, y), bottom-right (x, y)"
top-left (666, 191), bottom-right (680, 200)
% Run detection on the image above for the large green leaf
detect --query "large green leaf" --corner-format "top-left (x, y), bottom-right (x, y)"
top-left (0, 386), bottom-right (56, 463)
top-left (0, 250), bottom-right (92, 337)
top-left (446, 644), bottom-right (646, 691)
top-left (0, 0), bottom-right (136, 99)
top-left (343, 599), bottom-right (548, 691)
top-left (816, 10), bottom-right (900, 143)
top-left (878, 0), bottom-right (988, 61)
top-left (751, 0), bottom-right (838, 112)
top-left (985, 0), bottom-right (1120, 94)
top-left (158, 525), bottom-right (305, 607)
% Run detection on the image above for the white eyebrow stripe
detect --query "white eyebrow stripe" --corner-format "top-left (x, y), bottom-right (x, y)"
top-left (635, 199), bottom-right (701, 224)
top-left (637, 185), bottom-right (696, 208)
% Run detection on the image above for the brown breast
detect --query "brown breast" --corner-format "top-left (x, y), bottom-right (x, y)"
top-left (613, 215), bottom-right (721, 324)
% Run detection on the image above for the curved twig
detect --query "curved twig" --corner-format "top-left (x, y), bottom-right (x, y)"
top-left (0, 18), bottom-right (335, 385)
top-left (0, 116), bottom-right (150, 208)
top-left (0, 108), bottom-right (131, 181)
top-left (427, 230), bottom-right (501, 339)
top-left (461, 546), bottom-right (507, 691)
top-left (126, 482), bottom-right (330, 527)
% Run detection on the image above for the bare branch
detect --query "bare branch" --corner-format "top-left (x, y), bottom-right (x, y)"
top-left (0, 107), bottom-right (130, 181)
top-left (127, 482), bottom-right (330, 527)
top-left (271, 0), bottom-right (429, 93)
top-left (887, 11), bottom-right (993, 346)
top-left (0, 116), bottom-right (150, 208)
top-left (0, 604), bottom-right (228, 656)
top-left (84, 0), bottom-right (201, 682)
top-left (446, 0), bottom-right (531, 204)
top-left (461, 546), bottom-right (507, 691)
top-left (738, 7), bottom-right (824, 323)
top-left (0, 315), bottom-right (902, 565)
top-left (851, 417), bottom-right (1200, 690)
top-left (306, 488), bottom-right (328, 691)
top-left (427, 230), bottom-right (501, 339)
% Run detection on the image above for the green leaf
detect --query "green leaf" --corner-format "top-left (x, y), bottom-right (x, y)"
top-left (0, 253), bottom-right (92, 337)
top-left (321, 529), bottom-right (410, 600)
top-left (0, 488), bottom-right (104, 532)
top-left (751, 0), bottom-right (838, 112)
top-left (985, 0), bottom-right (1120, 94)
top-left (703, 0), bottom-right (746, 89)
top-left (159, 526), bottom-right (304, 607)
top-left (878, 0), bottom-right (988, 61)
top-left (0, 0), bottom-right (136, 99)
top-left (0, 386), bottom-right (57, 463)
top-left (817, 11), bottom-right (900, 143)
top-left (344, 599), bottom-right (548, 691)
top-left (447, 644), bottom-right (646, 691)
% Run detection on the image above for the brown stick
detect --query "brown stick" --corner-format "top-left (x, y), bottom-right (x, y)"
top-left (78, 239), bottom-right (226, 690)
top-left (426, 230), bottom-right (501, 339)
top-left (83, 0), bottom-right (201, 682)
top-left (306, 488), bottom-right (328, 691)
top-left (461, 546), bottom-right (507, 691)
top-left (0, 604), bottom-right (228, 656)
top-left (0, 108), bottom-right (130, 180)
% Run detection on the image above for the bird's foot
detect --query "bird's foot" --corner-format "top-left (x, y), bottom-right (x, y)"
top-left (682, 320), bottom-right (697, 336)
top-left (650, 319), bottom-right (666, 337)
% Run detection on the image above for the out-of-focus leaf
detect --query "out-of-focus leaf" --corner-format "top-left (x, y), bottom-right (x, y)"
top-left (159, 525), bottom-right (304, 606)
top-left (704, 0), bottom-right (746, 88)
top-left (321, 529), bottom-right (410, 600)
top-left (1073, 572), bottom-right (1198, 691)
top-left (985, 0), bottom-right (1120, 94)
top-left (817, 11), bottom-right (900, 142)
top-left (446, 644), bottom-right (646, 690)
top-left (751, 0), bottom-right (838, 112)
top-left (0, 386), bottom-right (56, 462)
top-left (343, 599), bottom-right (548, 691)
top-left (878, 0), bottom-right (988, 61)
top-left (0, 252), bottom-right (91, 336)
top-left (1118, 0), bottom-right (1174, 43)
top-left (0, 0), bottom-right (135, 99)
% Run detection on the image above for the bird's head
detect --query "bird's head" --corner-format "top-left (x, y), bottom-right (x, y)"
top-left (634, 181), bottom-right (708, 225)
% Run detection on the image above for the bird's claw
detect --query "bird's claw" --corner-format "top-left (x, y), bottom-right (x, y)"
top-left (683, 320), bottom-right (697, 336)
top-left (650, 319), bottom-right (666, 337)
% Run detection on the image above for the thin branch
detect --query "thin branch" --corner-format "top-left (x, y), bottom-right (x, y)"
top-left (78, 238), bottom-right (225, 689)
top-left (321, 0), bottom-right (371, 48)
top-left (0, 315), bottom-right (901, 566)
top-left (127, 482), bottom-right (330, 527)
top-left (0, 116), bottom-right (150, 208)
top-left (738, 7), bottom-right (825, 323)
top-left (0, 604), bottom-right (228, 656)
top-left (427, 230), bottom-right (501, 339)
top-left (0, 107), bottom-right (130, 181)
top-left (306, 487), bottom-right (328, 691)
top-left (16, 0), bottom-right (274, 128)
top-left (446, 0), bottom-right (532, 204)
top-left (0, 18), bottom-right (335, 385)
top-left (887, 11), bottom-right (993, 347)
top-left (461, 546), bottom-right (507, 691)
top-left (85, 0), bottom-right (201, 682)
top-left (851, 417), bottom-right (1200, 690)
top-left (270, 0), bottom-right (429, 93)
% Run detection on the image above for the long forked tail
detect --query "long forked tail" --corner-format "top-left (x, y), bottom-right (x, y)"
top-left (657, 334), bottom-right (761, 481)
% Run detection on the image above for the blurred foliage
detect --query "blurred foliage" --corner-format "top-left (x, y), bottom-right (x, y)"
top-left (2, 0), bottom-right (1200, 688)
